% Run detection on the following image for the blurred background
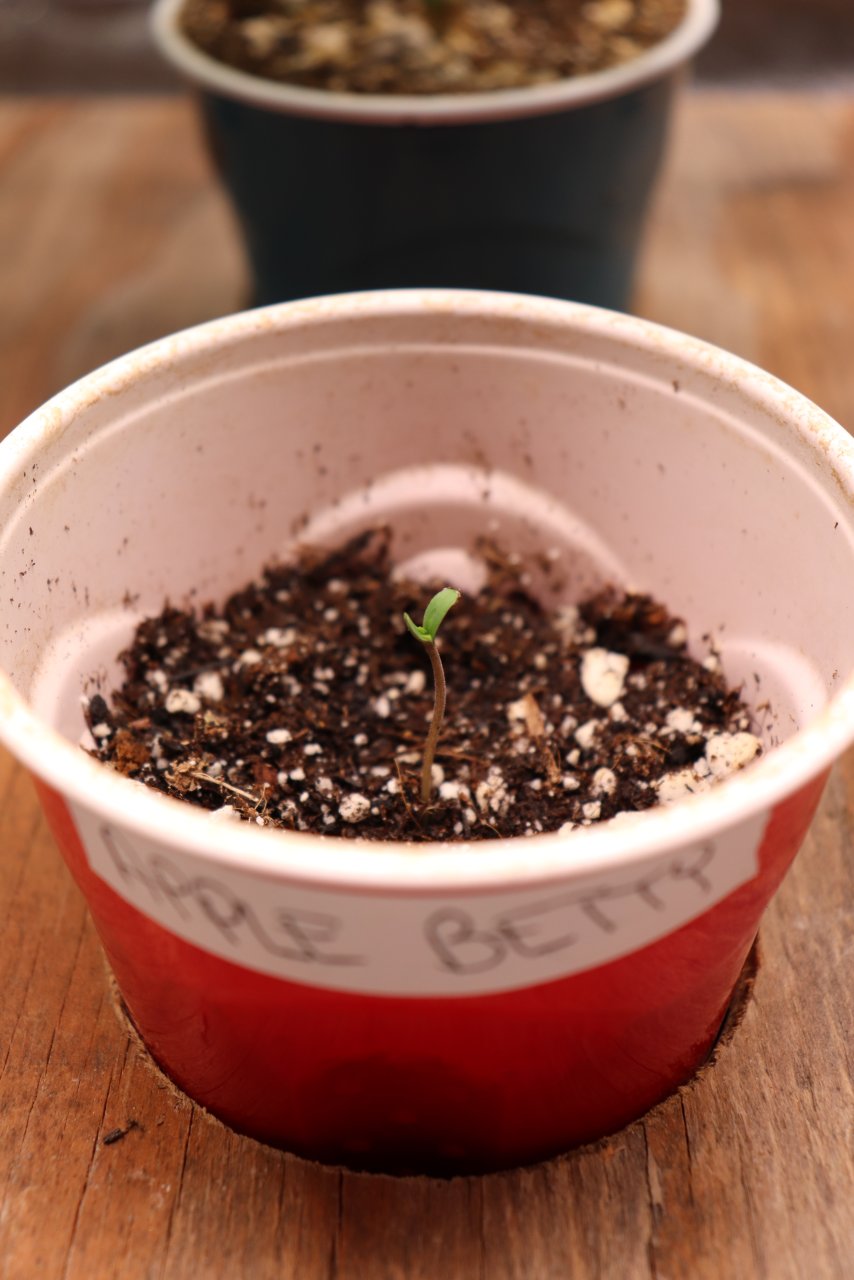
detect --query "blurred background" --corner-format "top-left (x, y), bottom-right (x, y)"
top-left (2, 0), bottom-right (853, 91)
top-left (2, 0), bottom-right (853, 435)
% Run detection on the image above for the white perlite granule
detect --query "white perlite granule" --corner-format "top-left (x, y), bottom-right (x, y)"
top-left (235, 648), bottom-right (263, 667)
top-left (194, 671), bottom-right (224, 702)
top-left (656, 730), bottom-right (761, 805)
top-left (265, 728), bottom-right (293, 745)
top-left (705, 731), bottom-right (761, 778)
top-left (164, 689), bottom-right (201, 715)
top-left (207, 805), bottom-right (241, 822)
top-left (591, 767), bottom-right (617, 797)
top-left (574, 720), bottom-right (600, 751)
top-left (338, 793), bottom-right (371, 823)
top-left (580, 648), bottom-right (630, 708)
top-left (405, 669), bottom-right (426, 696)
top-left (439, 780), bottom-right (471, 802)
top-left (475, 767), bottom-right (510, 817)
top-left (260, 627), bottom-right (297, 648)
top-left (657, 769), bottom-right (712, 805)
top-left (664, 707), bottom-right (695, 734)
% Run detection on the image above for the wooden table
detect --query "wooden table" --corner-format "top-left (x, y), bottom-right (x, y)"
top-left (1, 92), bottom-right (852, 1279)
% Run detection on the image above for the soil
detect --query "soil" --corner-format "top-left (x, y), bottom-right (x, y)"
top-left (85, 529), bottom-right (761, 843)
top-left (179, 0), bottom-right (687, 96)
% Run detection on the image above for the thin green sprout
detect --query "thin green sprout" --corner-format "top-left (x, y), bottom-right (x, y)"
top-left (403, 587), bottom-right (461, 804)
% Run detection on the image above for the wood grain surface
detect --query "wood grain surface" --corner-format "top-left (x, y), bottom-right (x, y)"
top-left (0, 92), bottom-right (852, 1279)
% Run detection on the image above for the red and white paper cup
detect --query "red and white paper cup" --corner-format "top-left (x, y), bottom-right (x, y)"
top-left (1, 291), bottom-right (852, 1172)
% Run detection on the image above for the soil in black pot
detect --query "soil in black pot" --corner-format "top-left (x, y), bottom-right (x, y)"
top-left (85, 529), bottom-right (761, 843)
top-left (179, 1), bottom-right (687, 96)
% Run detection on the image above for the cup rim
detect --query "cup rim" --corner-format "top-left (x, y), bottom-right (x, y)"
top-left (150, 0), bottom-right (720, 126)
top-left (2, 288), bottom-right (853, 893)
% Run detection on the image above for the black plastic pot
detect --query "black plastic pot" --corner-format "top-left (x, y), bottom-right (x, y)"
top-left (153, 0), bottom-right (719, 309)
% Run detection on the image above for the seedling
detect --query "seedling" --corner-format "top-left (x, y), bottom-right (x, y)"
top-left (403, 587), bottom-right (461, 804)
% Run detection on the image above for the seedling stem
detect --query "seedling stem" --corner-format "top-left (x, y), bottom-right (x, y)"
top-left (403, 587), bottom-right (460, 804)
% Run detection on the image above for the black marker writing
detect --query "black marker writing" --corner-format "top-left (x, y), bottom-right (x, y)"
top-left (425, 844), bottom-right (719, 974)
top-left (424, 907), bottom-right (509, 974)
top-left (99, 826), bottom-right (364, 967)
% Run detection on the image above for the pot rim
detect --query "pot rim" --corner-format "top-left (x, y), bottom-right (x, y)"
top-left (150, 0), bottom-right (720, 126)
top-left (2, 288), bottom-right (853, 894)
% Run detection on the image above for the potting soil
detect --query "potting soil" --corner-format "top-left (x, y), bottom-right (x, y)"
top-left (85, 529), bottom-right (762, 843)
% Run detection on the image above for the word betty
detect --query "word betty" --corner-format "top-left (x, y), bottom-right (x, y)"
top-left (425, 846), bottom-right (716, 975)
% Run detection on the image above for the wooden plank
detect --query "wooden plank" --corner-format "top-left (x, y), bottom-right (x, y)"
top-left (0, 97), bottom-right (246, 443)
top-left (637, 92), bottom-right (854, 428)
top-left (0, 92), bottom-right (852, 1279)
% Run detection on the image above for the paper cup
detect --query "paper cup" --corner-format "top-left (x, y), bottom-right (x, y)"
top-left (1, 290), bottom-right (852, 1173)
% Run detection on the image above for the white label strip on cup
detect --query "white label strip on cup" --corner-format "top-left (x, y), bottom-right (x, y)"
top-left (69, 802), bottom-right (766, 997)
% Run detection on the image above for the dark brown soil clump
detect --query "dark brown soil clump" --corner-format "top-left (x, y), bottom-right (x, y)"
top-left (85, 530), bottom-right (761, 843)
top-left (179, 1), bottom-right (687, 96)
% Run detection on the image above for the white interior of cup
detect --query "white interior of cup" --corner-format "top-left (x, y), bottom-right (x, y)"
top-left (150, 0), bottom-right (720, 125)
top-left (2, 290), bottom-right (854, 888)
